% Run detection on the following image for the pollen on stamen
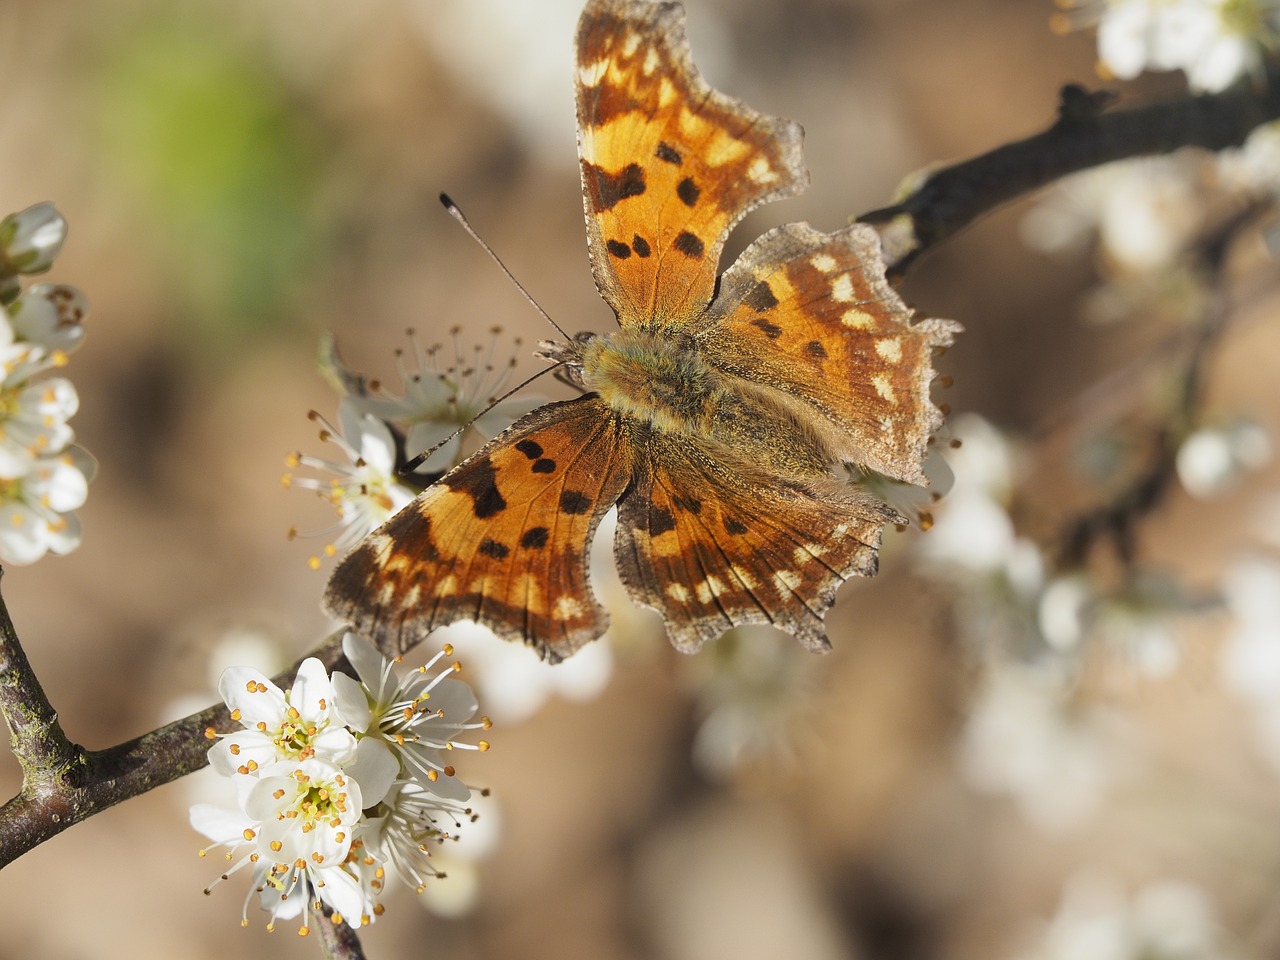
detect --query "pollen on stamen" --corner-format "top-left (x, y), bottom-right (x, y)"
top-left (204, 726), bottom-right (218, 740)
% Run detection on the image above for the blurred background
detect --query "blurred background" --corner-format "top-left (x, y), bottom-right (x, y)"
top-left (2, 0), bottom-right (1279, 957)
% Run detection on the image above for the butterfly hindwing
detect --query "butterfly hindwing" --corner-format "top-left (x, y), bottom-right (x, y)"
top-left (614, 431), bottom-right (896, 652)
top-left (324, 397), bottom-right (633, 662)
top-left (576, 0), bottom-right (808, 329)
top-left (695, 222), bottom-right (961, 485)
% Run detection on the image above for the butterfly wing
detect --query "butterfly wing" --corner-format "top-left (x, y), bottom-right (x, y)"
top-left (324, 397), bottom-right (633, 662)
top-left (696, 221), bottom-right (962, 485)
top-left (615, 432), bottom-right (898, 652)
top-left (575, 0), bottom-right (808, 329)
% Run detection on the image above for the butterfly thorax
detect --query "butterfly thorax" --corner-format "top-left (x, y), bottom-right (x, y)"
top-left (539, 330), bottom-right (836, 479)
top-left (561, 329), bottom-right (725, 436)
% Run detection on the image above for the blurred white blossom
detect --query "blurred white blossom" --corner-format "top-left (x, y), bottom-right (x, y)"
top-left (333, 326), bottom-right (542, 476)
top-left (1176, 420), bottom-right (1271, 498)
top-left (919, 415), bottom-right (1043, 595)
top-left (958, 663), bottom-right (1121, 832)
top-left (687, 626), bottom-right (817, 780)
top-left (435, 620), bottom-right (613, 724)
top-left (1022, 157), bottom-right (1204, 274)
top-left (1220, 556), bottom-right (1280, 768)
top-left (1014, 871), bottom-right (1222, 960)
top-left (1088, 0), bottom-right (1279, 92)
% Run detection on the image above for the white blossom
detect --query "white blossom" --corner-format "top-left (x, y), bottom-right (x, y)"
top-left (284, 398), bottom-right (416, 564)
top-left (0, 445), bottom-right (94, 565)
top-left (207, 658), bottom-right (357, 777)
top-left (331, 632), bottom-right (489, 803)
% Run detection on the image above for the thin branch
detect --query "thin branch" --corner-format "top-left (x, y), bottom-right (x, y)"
top-left (0, 630), bottom-right (349, 868)
top-left (1054, 202), bottom-right (1265, 568)
top-left (0, 571), bottom-right (82, 789)
top-left (862, 79), bottom-right (1280, 272)
top-left (317, 915), bottom-right (367, 960)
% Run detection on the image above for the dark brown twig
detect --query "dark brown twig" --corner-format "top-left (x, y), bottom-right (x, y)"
top-left (863, 80), bottom-right (1280, 272)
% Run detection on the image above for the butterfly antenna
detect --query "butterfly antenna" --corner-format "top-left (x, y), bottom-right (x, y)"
top-left (439, 193), bottom-right (572, 341)
top-left (402, 360), bottom-right (567, 475)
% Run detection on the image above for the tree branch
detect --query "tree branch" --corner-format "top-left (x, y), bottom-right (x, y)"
top-left (862, 79), bottom-right (1280, 272)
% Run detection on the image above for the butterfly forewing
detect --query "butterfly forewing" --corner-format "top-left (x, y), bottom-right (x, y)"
top-left (698, 222), bottom-right (961, 485)
top-left (324, 397), bottom-right (633, 662)
top-left (576, 0), bottom-right (808, 328)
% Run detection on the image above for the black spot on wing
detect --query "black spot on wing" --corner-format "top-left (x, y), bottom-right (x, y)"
top-left (560, 490), bottom-right (592, 515)
top-left (649, 506), bottom-right (676, 536)
top-left (744, 281), bottom-right (778, 312)
top-left (631, 234), bottom-right (651, 258)
top-left (532, 458), bottom-right (557, 474)
top-left (584, 161), bottom-right (646, 211)
top-left (655, 142), bottom-right (682, 165)
top-left (515, 439), bottom-right (543, 460)
top-left (805, 340), bottom-right (828, 359)
top-left (446, 457), bottom-right (506, 519)
top-left (478, 539), bottom-right (509, 559)
top-left (676, 177), bottom-right (700, 207)
top-left (673, 231), bottom-right (704, 259)
top-left (520, 527), bottom-right (550, 550)
top-left (724, 517), bottom-right (748, 535)
top-left (752, 318), bottom-right (783, 339)
top-left (607, 239), bottom-right (632, 259)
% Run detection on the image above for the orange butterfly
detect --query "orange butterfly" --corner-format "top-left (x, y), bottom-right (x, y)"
top-left (324, 0), bottom-right (959, 662)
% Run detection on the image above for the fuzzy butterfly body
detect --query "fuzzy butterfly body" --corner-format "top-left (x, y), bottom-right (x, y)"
top-left (324, 0), bottom-right (960, 662)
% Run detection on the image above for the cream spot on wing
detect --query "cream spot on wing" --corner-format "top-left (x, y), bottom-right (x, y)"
top-left (695, 576), bottom-right (726, 604)
top-left (831, 523), bottom-right (851, 538)
top-left (831, 274), bottom-right (854, 302)
top-left (875, 338), bottom-right (903, 363)
top-left (730, 565), bottom-right (759, 589)
top-left (578, 58), bottom-right (609, 88)
top-left (516, 573), bottom-right (542, 607)
top-left (678, 107), bottom-right (711, 140)
top-left (810, 253), bottom-right (838, 273)
top-left (793, 543), bottom-right (828, 565)
top-left (621, 32), bottom-right (641, 57)
top-left (841, 308), bottom-right (874, 329)
top-left (377, 582), bottom-right (397, 606)
top-left (772, 569), bottom-right (802, 593)
top-left (401, 585), bottom-right (421, 610)
top-left (658, 76), bottom-right (677, 106)
top-left (879, 415), bottom-right (896, 435)
top-left (872, 374), bottom-right (895, 402)
top-left (553, 595), bottom-right (584, 620)
top-left (433, 573), bottom-right (458, 598)
top-left (705, 129), bottom-right (750, 166)
top-left (667, 582), bottom-right (691, 603)
top-left (643, 45), bottom-right (661, 75)
top-left (746, 155), bottom-right (777, 184)
top-left (468, 574), bottom-right (494, 595)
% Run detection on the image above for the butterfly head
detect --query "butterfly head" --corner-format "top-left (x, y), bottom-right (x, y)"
top-left (535, 331), bottom-right (597, 392)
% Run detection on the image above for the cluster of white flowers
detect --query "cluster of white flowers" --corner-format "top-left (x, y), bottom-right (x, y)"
top-left (1056, 0), bottom-right (1280, 93)
top-left (0, 202), bottom-right (93, 565)
top-left (190, 632), bottom-right (490, 934)
top-left (284, 328), bottom-right (540, 566)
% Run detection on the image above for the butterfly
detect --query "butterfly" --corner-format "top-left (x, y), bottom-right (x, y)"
top-left (324, 0), bottom-right (960, 662)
